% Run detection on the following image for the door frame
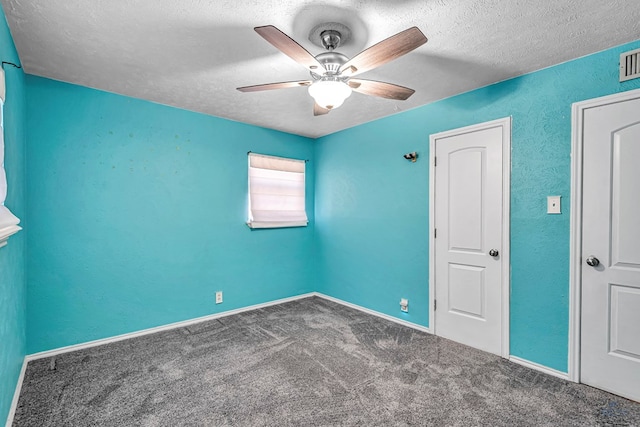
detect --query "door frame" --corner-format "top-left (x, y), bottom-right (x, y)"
top-left (568, 87), bottom-right (640, 383)
top-left (429, 117), bottom-right (512, 359)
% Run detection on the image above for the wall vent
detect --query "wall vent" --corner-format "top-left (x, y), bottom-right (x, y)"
top-left (620, 48), bottom-right (640, 82)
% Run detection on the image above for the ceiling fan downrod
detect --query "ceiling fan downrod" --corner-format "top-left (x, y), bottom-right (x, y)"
top-left (320, 30), bottom-right (341, 51)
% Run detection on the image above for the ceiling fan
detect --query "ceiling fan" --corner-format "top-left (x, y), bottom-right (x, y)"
top-left (237, 24), bottom-right (428, 116)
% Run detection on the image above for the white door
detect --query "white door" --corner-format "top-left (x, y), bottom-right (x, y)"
top-left (431, 118), bottom-right (510, 356)
top-left (580, 93), bottom-right (640, 402)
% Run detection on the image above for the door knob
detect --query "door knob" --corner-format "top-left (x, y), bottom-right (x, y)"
top-left (586, 256), bottom-right (600, 267)
top-left (489, 249), bottom-right (499, 257)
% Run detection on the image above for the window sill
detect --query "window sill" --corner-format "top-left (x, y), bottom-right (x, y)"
top-left (0, 224), bottom-right (22, 248)
top-left (246, 221), bottom-right (308, 229)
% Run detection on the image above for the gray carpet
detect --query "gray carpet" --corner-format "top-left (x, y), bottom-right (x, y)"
top-left (12, 296), bottom-right (640, 426)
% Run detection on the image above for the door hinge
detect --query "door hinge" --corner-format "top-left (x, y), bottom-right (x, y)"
top-left (434, 156), bottom-right (437, 166)
top-left (434, 228), bottom-right (437, 238)
top-left (434, 299), bottom-right (437, 311)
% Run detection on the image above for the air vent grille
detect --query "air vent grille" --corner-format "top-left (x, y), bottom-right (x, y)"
top-left (620, 48), bottom-right (640, 82)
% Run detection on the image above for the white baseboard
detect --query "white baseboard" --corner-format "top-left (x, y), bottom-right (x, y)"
top-left (26, 292), bottom-right (316, 361)
top-left (313, 292), bottom-right (432, 334)
top-left (5, 357), bottom-right (27, 427)
top-left (21, 292), bottom-right (568, 385)
top-left (509, 356), bottom-right (569, 380)
top-left (25, 292), bottom-right (431, 363)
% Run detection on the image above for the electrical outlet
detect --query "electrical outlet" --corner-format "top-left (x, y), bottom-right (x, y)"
top-left (547, 195), bottom-right (561, 214)
top-left (215, 291), bottom-right (223, 304)
top-left (400, 298), bottom-right (409, 313)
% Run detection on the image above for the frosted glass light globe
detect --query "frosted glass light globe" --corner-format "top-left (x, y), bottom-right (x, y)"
top-left (308, 80), bottom-right (352, 110)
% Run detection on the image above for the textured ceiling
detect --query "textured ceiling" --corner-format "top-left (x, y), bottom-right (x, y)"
top-left (2, 0), bottom-right (640, 138)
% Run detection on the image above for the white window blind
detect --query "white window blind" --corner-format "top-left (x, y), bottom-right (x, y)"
top-left (247, 152), bottom-right (307, 229)
top-left (0, 67), bottom-right (21, 247)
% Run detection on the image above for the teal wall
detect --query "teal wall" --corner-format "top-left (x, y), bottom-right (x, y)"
top-left (314, 40), bottom-right (640, 372)
top-left (0, 5), bottom-right (26, 425)
top-left (26, 77), bottom-right (315, 353)
top-left (2, 24), bottom-right (638, 426)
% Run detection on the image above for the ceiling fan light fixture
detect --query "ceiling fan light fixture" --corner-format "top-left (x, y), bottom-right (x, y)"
top-left (308, 79), bottom-right (352, 110)
top-left (238, 25), bottom-right (427, 116)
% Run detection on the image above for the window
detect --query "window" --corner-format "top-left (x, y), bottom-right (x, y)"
top-left (0, 68), bottom-right (21, 248)
top-left (247, 152), bottom-right (307, 229)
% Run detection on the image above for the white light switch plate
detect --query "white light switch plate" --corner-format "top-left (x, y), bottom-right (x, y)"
top-left (547, 195), bottom-right (561, 214)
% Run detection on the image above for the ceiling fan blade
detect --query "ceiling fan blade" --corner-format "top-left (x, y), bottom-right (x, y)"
top-left (340, 27), bottom-right (427, 77)
top-left (237, 80), bottom-right (312, 92)
top-left (348, 79), bottom-right (415, 100)
top-left (313, 103), bottom-right (330, 116)
top-left (255, 25), bottom-right (324, 72)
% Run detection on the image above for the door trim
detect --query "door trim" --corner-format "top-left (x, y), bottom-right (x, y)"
top-left (568, 87), bottom-right (640, 383)
top-left (429, 117), bottom-right (512, 359)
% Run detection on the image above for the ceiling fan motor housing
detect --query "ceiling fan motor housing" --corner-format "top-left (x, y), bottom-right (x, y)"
top-left (313, 51), bottom-right (349, 78)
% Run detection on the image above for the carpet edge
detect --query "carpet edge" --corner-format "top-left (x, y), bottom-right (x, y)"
top-left (24, 292), bottom-right (317, 362)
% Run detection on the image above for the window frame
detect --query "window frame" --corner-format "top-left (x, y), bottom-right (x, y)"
top-left (247, 152), bottom-right (308, 229)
